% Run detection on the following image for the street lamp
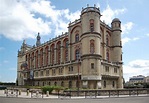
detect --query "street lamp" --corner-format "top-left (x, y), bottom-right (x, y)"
top-left (77, 58), bottom-right (80, 96)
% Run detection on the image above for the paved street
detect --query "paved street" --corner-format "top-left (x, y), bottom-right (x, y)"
top-left (0, 96), bottom-right (149, 103)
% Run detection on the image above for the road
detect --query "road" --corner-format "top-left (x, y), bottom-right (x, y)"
top-left (0, 96), bottom-right (149, 103)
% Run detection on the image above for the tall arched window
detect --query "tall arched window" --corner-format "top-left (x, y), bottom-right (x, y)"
top-left (28, 54), bottom-right (30, 69)
top-left (63, 38), bottom-right (68, 62)
top-left (57, 41), bottom-right (61, 64)
top-left (90, 19), bottom-right (94, 32)
top-left (75, 34), bottom-right (79, 42)
top-left (45, 46), bottom-right (49, 66)
top-left (65, 50), bottom-right (68, 61)
top-left (50, 44), bottom-right (55, 65)
top-left (106, 34), bottom-right (109, 46)
top-left (35, 50), bottom-right (38, 68)
top-left (90, 40), bottom-right (95, 54)
top-left (31, 52), bottom-right (34, 68)
top-left (75, 49), bottom-right (80, 60)
top-left (40, 49), bottom-right (43, 67)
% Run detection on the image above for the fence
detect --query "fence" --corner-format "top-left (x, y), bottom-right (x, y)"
top-left (2, 88), bottom-right (149, 99)
top-left (63, 88), bottom-right (149, 98)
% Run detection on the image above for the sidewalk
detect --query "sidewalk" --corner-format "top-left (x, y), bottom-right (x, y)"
top-left (0, 90), bottom-right (148, 99)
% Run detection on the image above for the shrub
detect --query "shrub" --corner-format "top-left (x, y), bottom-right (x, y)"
top-left (41, 86), bottom-right (54, 94)
top-left (53, 86), bottom-right (64, 91)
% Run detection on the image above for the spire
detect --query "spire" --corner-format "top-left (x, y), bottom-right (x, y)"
top-left (23, 39), bottom-right (26, 45)
top-left (36, 32), bottom-right (41, 46)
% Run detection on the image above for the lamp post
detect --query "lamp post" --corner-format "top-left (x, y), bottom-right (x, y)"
top-left (77, 58), bottom-right (80, 96)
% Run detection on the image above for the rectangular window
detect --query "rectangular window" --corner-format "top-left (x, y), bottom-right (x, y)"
top-left (105, 66), bottom-right (109, 72)
top-left (91, 63), bottom-right (94, 69)
top-left (35, 72), bottom-right (38, 77)
top-left (40, 71), bottom-right (43, 76)
top-left (46, 70), bottom-right (49, 76)
top-left (114, 68), bottom-right (117, 73)
top-left (59, 68), bottom-right (63, 74)
top-left (69, 66), bottom-right (73, 72)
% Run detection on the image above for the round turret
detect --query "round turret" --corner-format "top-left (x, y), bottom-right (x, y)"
top-left (80, 5), bottom-right (102, 89)
top-left (111, 18), bottom-right (122, 62)
top-left (111, 18), bottom-right (121, 29)
top-left (112, 18), bottom-right (120, 22)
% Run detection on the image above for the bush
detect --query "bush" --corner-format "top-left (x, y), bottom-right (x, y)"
top-left (53, 86), bottom-right (64, 91)
top-left (41, 86), bottom-right (54, 94)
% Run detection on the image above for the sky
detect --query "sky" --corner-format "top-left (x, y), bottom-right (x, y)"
top-left (0, 0), bottom-right (149, 83)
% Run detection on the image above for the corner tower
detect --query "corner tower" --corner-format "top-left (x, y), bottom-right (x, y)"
top-left (80, 5), bottom-right (102, 89)
top-left (111, 18), bottom-right (123, 88)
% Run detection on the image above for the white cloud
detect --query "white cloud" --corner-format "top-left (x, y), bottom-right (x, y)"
top-left (132, 37), bottom-right (139, 41)
top-left (0, 0), bottom-right (52, 41)
top-left (121, 22), bottom-right (134, 34)
top-left (0, 0), bottom-right (80, 41)
top-left (0, 0), bottom-right (133, 42)
top-left (101, 5), bottom-right (126, 24)
top-left (100, 5), bottom-right (134, 35)
top-left (123, 59), bottom-right (149, 81)
top-left (122, 37), bottom-right (139, 46)
top-left (122, 37), bottom-right (131, 46)
top-left (128, 59), bottom-right (149, 68)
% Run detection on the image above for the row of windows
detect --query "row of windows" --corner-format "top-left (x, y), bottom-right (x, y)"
top-left (105, 66), bottom-right (118, 73)
top-left (26, 42), bottom-right (102, 70)
top-left (36, 81), bottom-right (78, 88)
top-left (34, 66), bottom-right (78, 77)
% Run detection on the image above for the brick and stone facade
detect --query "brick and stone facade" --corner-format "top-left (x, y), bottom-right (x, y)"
top-left (17, 5), bottom-right (123, 90)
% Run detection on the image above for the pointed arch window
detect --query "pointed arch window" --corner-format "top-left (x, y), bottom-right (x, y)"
top-left (57, 41), bottom-right (61, 64)
top-left (31, 52), bottom-right (34, 68)
top-left (90, 19), bottom-right (94, 32)
top-left (40, 49), bottom-right (43, 67)
top-left (45, 46), bottom-right (49, 66)
top-left (65, 50), bottom-right (68, 61)
top-left (65, 40), bottom-right (68, 48)
top-left (90, 40), bottom-right (95, 54)
top-left (75, 34), bottom-right (79, 42)
top-left (28, 54), bottom-right (30, 69)
top-left (106, 34), bottom-right (109, 46)
top-left (35, 50), bottom-right (38, 68)
top-left (63, 38), bottom-right (68, 62)
top-left (50, 44), bottom-right (55, 65)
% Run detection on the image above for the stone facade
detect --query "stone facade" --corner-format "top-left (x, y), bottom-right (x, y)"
top-left (17, 5), bottom-right (123, 90)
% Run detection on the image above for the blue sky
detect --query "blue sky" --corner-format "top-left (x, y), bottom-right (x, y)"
top-left (0, 0), bottom-right (149, 82)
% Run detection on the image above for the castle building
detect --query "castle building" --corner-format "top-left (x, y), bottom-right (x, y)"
top-left (17, 5), bottom-right (123, 89)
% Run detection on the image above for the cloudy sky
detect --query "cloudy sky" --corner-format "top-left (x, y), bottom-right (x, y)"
top-left (0, 0), bottom-right (149, 82)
